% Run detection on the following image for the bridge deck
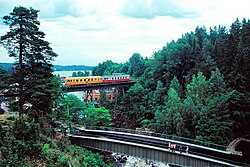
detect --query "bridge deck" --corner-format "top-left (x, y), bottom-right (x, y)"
top-left (70, 134), bottom-right (240, 167)
top-left (83, 129), bottom-right (229, 154)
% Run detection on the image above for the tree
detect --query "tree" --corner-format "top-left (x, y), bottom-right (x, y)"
top-left (1, 6), bottom-right (59, 117)
top-left (72, 72), bottom-right (77, 77)
top-left (92, 60), bottom-right (115, 76)
top-left (84, 106), bottom-right (112, 127)
top-left (152, 76), bottom-right (184, 135)
top-left (128, 53), bottom-right (145, 78)
top-left (56, 94), bottom-right (86, 126)
top-left (183, 70), bottom-right (234, 144)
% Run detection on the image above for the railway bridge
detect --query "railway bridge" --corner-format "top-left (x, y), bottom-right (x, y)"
top-left (65, 81), bottom-right (136, 106)
top-left (0, 80), bottom-right (136, 100)
top-left (69, 126), bottom-right (248, 167)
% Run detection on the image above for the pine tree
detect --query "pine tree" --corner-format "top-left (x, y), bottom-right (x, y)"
top-left (1, 6), bottom-right (60, 118)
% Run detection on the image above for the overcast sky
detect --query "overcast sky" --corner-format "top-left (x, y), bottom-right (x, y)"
top-left (0, 0), bottom-right (250, 66)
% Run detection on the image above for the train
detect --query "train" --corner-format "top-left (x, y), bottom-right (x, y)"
top-left (65, 74), bottom-right (130, 88)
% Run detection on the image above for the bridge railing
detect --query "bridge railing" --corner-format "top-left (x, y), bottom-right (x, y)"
top-left (86, 126), bottom-right (227, 151)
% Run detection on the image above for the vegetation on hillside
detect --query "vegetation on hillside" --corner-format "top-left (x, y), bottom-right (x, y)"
top-left (94, 19), bottom-right (250, 145)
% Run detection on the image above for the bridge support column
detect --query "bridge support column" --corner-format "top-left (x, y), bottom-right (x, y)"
top-left (84, 90), bottom-right (94, 106)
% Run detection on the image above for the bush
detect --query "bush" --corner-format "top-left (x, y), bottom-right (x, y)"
top-left (0, 116), bottom-right (42, 165)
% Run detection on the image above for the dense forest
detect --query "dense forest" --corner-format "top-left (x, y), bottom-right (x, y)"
top-left (94, 18), bottom-right (250, 145)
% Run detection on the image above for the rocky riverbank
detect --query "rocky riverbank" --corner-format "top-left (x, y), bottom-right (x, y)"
top-left (112, 153), bottom-right (170, 167)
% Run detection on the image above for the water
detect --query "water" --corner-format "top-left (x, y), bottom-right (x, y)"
top-left (53, 70), bottom-right (92, 77)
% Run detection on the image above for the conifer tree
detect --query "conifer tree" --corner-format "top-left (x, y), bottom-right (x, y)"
top-left (1, 6), bottom-right (60, 118)
top-left (184, 70), bottom-right (233, 144)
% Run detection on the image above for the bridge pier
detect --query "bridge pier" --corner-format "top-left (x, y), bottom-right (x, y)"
top-left (83, 90), bottom-right (94, 105)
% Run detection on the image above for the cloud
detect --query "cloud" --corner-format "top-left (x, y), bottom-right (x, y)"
top-left (1, 0), bottom-right (250, 66)
top-left (0, 0), bottom-right (92, 19)
top-left (121, 0), bottom-right (199, 19)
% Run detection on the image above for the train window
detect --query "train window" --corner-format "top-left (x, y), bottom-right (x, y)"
top-left (80, 79), bottom-right (82, 82)
top-left (73, 80), bottom-right (75, 82)
top-left (76, 79), bottom-right (78, 82)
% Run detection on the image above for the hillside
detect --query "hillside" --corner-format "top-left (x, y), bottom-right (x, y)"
top-left (0, 63), bottom-right (94, 73)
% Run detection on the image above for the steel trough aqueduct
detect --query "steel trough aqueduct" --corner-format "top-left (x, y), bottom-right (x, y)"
top-left (69, 127), bottom-right (248, 167)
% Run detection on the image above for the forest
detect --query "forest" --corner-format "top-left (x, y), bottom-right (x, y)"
top-left (0, 5), bottom-right (249, 166)
top-left (93, 18), bottom-right (250, 145)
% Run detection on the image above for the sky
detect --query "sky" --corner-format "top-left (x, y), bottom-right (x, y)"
top-left (0, 0), bottom-right (250, 66)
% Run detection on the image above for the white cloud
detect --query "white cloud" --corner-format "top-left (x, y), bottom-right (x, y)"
top-left (1, 0), bottom-right (250, 66)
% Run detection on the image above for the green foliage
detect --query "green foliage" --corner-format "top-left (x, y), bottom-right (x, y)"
top-left (151, 70), bottom-right (234, 144)
top-left (55, 94), bottom-right (86, 126)
top-left (127, 82), bottom-right (150, 125)
top-left (153, 78), bottom-right (183, 135)
top-left (41, 143), bottom-right (110, 167)
top-left (128, 53), bottom-right (145, 78)
top-left (55, 94), bottom-right (112, 127)
top-left (186, 71), bottom-right (234, 144)
top-left (0, 115), bottom-right (110, 166)
top-left (42, 143), bottom-right (69, 167)
top-left (72, 71), bottom-right (90, 77)
top-left (0, 116), bottom-right (42, 166)
top-left (83, 149), bottom-right (108, 167)
top-left (84, 106), bottom-right (112, 127)
top-left (92, 60), bottom-right (117, 76)
top-left (92, 53), bottom-right (146, 78)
